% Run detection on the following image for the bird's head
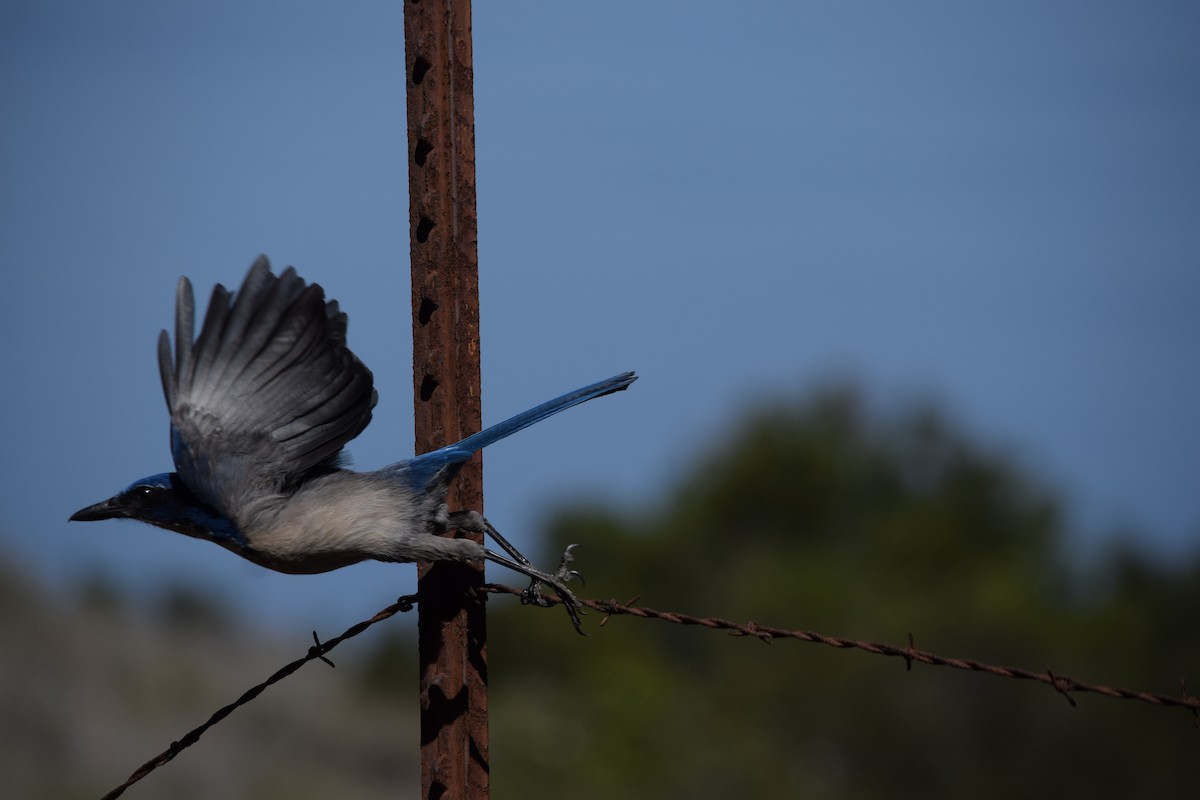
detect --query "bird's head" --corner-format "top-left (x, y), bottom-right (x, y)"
top-left (70, 473), bottom-right (245, 546)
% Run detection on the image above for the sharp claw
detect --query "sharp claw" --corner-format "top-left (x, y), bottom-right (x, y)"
top-left (553, 582), bottom-right (585, 635)
top-left (553, 544), bottom-right (584, 584)
top-left (554, 566), bottom-right (584, 585)
top-left (556, 545), bottom-right (586, 632)
top-left (555, 587), bottom-right (585, 635)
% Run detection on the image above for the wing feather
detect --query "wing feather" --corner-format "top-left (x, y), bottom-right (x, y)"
top-left (160, 257), bottom-right (377, 515)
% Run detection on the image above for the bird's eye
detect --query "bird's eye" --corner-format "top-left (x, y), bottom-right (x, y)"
top-left (134, 485), bottom-right (156, 498)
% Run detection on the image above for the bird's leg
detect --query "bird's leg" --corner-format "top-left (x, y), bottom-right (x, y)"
top-left (445, 509), bottom-right (528, 573)
top-left (446, 510), bottom-right (585, 633)
top-left (445, 510), bottom-right (583, 584)
top-left (482, 519), bottom-right (586, 587)
top-left (446, 510), bottom-right (532, 566)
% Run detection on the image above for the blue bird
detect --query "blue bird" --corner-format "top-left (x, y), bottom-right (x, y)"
top-left (70, 257), bottom-right (636, 631)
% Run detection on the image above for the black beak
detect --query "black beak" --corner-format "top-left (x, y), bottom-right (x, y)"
top-left (70, 497), bottom-right (122, 522)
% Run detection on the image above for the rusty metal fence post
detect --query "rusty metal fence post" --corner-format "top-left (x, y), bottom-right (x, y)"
top-left (404, 1), bottom-right (488, 799)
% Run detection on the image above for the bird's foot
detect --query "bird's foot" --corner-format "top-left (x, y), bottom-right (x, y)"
top-left (481, 532), bottom-right (587, 633)
top-left (520, 545), bottom-right (585, 633)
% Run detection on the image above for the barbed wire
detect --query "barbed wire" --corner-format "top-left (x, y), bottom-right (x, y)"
top-left (98, 584), bottom-right (1198, 799)
top-left (484, 585), bottom-right (1200, 715)
top-left (98, 593), bottom-right (419, 800)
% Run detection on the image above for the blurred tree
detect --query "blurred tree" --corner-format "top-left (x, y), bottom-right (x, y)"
top-left (486, 385), bottom-right (1198, 799)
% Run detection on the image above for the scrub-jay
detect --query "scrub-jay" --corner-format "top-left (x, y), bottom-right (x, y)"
top-left (71, 257), bottom-right (635, 630)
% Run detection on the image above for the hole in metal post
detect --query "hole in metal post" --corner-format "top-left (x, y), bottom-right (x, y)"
top-left (414, 138), bottom-right (433, 166)
top-left (418, 297), bottom-right (438, 325)
top-left (412, 57), bottom-right (431, 85)
top-left (416, 216), bottom-right (435, 243)
top-left (419, 374), bottom-right (438, 402)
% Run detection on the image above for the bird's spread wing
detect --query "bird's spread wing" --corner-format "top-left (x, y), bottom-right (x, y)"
top-left (158, 256), bottom-right (377, 515)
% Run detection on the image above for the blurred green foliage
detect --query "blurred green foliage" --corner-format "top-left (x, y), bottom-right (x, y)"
top-left (485, 386), bottom-right (1198, 799)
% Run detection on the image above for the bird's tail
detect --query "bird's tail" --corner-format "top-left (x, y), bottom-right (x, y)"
top-left (456, 371), bottom-right (636, 454)
top-left (389, 372), bottom-right (637, 490)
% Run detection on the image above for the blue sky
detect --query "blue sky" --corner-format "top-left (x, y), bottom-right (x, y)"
top-left (2, 1), bottom-right (1198, 629)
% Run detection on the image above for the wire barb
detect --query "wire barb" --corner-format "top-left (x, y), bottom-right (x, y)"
top-left (310, 631), bottom-right (336, 668)
top-left (1180, 678), bottom-right (1199, 727)
top-left (1046, 669), bottom-right (1078, 707)
top-left (601, 595), bottom-right (640, 627)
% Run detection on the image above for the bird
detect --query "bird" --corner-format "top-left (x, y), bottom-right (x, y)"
top-left (70, 256), bottom-right (636, 631)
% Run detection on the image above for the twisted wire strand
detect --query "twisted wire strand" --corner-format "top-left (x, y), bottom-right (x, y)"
top-left (484, 585), bottom-right (1200, 714)
top-left (98, 585), bottom-right (1198, 799)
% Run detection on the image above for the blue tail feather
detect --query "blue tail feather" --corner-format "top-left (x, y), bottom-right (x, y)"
top-left (390, 372), bottom-right (636, 490)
